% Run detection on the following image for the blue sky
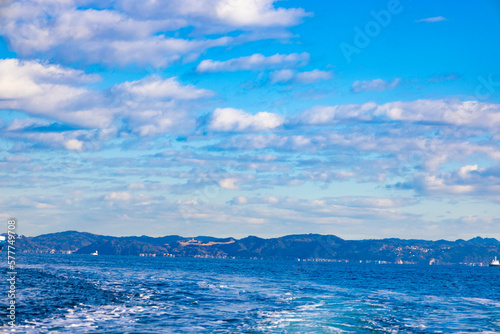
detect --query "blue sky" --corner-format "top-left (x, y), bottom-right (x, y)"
top-left (1, 0), bottom-right (500, 239)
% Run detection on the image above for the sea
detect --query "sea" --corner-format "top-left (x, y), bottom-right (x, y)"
top-left (0, 254), bottom-right (499, 333)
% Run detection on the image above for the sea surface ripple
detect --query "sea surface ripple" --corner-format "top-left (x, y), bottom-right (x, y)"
top-left (0, 254), bottom-right (499, 333)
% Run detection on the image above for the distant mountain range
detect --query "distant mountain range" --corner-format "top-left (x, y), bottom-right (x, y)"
top-left (5, 231), bottom-right (500, 265)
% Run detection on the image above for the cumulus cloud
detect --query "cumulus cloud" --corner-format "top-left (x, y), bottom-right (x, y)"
top-left (115, 75), bottom-right (214, 100)
top-left (457, 164), bottom-right (480, 178)
top-left (110, 76), bottom-right (215, 136)
top-left (0, 59), bottom-right (98, 98)
top-left (397, 164), bottom-right (500, 199)
top-left (64, 138), bottom-right (84, 151)
top-left (373, 100), bottom-right (500, 129)
top-left (196, 52), bottom-right (310, 72)
top-left (0, 0), bottom-right (309, 68)
top-left (416, 16), bottom-right (447, 23)
top-left (0, 59), bottom-right (216, 148)
top-left (269, 69), bottom-right (296, 84)
top-left (0, 1), bottom-right (209, 67)
top-left (0, 58), bottom-right (113, 128)
top-left (352, 78), bottom-right (401, 92)
top-left (208, 108), bottom-right (284, 132)
top-left (218, 178), bottom-right (239, 190)
top-left (296, 100), bottom-right (500, 130)
top-left (215, 0), bottom-right (309, 27)
top-left (105, 192), bottom-right (132, 201)
top-left (208, 98), bottom-right (500, 200)
top-left (118, 0), bottom-right (311, 29)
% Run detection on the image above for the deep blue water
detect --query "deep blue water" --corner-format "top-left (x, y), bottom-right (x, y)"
top-left (1, 254), bottom-right (499, 333)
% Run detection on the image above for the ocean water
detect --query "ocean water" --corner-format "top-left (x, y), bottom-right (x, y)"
top-left (0, 254), bottom-right (499, 333)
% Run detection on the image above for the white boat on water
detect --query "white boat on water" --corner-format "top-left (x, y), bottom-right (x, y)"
top-left (91, 250), bottom-right (98, 256)
top-left (490, 256), bottom-right (500, 267)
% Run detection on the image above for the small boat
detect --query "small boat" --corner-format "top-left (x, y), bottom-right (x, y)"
top-left (490, 256), bottom-right (500, 267)
top-left (91, 250), bottom-right (98, 256)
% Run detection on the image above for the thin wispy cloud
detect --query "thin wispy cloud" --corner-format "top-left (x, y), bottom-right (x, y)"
top-left (428, 74), bottom-right (459, 82)
top-left (270, 69), bottom-right (332, 84)
top-left (416, 16), bottom-right (447, 23)
top-left (351, 78), bottom-right (401, 92)
top-left (196, 53), bottom-right (310, 72)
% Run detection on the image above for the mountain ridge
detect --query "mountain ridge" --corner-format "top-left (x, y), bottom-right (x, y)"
top-left (6, 231), bottom-right (500, 265)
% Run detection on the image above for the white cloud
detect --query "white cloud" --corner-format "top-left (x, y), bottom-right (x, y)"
top-left (234, 196), bottom-right (247, 204)
top-left (64, 139), bottom-right (84, 151)
top-left (196, 52), bottom-right (310, 72)
top-left (296, 100), bottom-right (500, 130)
top-left (269, 69), bottom-right (331, 84)
top-left (0, 0), bottom-right (309, 68)
top-left (116, 75), bottom-right (214, 100)
top-left (428, 74), bottom-right (458, 82)
top-left (0, 59), bottom-right (214, 143)
top-left (265, 196), bottom-right (280, 204)
top-left (16, 196), bottom-right (57, 209)
top-left (458, 165), bottom-right (480, 178)
top-left (208, 108), bottom-right (284, 132)
top-left (213, 0), bottom-right (310, 27)
top-left (295, 70), bottom-right (332, 83)
top-left (5, 155), bottom-right (31, 163)
top-left (132, 115), bottom-right (175, 137)
top-left (5, 130), bottom-right (94, 151)
top-left (0, 2), bottom-right (212, 67)
top-left (105, 192), bottom-right (132, 201)
top-left (221, 195), bottom-right (422, 235)
top-left (300, 170), bottom-right (357, 182)
top-left (219, 178), bottom-right (239, 190)
top-left (352, 78), bottom-right (401, 92)
top-left (0, 59), bottom-right (97, 99)
top-left (336, 196), bottom-right (418, 208)
top-left (295, 103), bottom-right (377, 125)
top-left (3, 191), bottom-right (498, 239)
top-left (233, 195), bottom-right (417, 209)
top-left (416, 16), bottom-right (447, 23)
top-left (373, 100), bottom-right (500, 129)
top-left (6, 118), bottom-right (52, 131)
top-left (217, 134), bottom-right (287, 150)
top-left (269, 69), bottom-right (296, 84)
top-left (401, 163), bottom-right (500, 198)
top-left (118, 0), bottom-right (310, 29)
top-left (103, 36), bottom-right (232, 68)
top-left (0, 59), bottom-right (112, 128)
top-left (210, 99), bottom-right (500, 196)
top-left (412, 174), bottom-right (475, 195)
